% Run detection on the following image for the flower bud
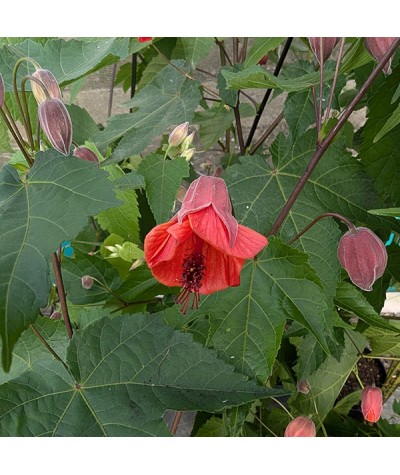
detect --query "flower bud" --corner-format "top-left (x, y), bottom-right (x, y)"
top-left (73, 146), bottom-right (99, 164)
top-left (81, 275), bottom-right (94, 290)
top-left (258, 54), bottom-right (268, 66)
top-left (138, 37), bottom-right (153, 43)
top-left (365, 37), bottom-right (399, 75)
top-left (0, 74), bottom-right (4, 107)
top-left (181, 131), bottom-right (195, 151)
top-left (309, 37), bottom-right (340, 64)
top-left (168, 122), bottom-right (189, 147)
top-left (38, 98), bottom-right (72, 156)
top-left (297, 380), bottom-right (311, 395)
top-left (31, 69), bottom-right (61, 104)
top-left (181, 147), bottom-right (195, 161)
top-left (50, 311), bottom-right (62, 320)
top-left (337, 226), bottom-right (387, 292)
top-left (284, 416), bottom-right (316, 437)
top-left (361, 386), bottom-right (383, 423)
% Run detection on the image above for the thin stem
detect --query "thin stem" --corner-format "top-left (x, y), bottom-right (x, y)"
top-left (313, 400), bottom-right (328, 437)
top-left (234, 106), bottom-right (245, 155)
top-left (130, 54), bottom-right (137, 113)
top-left (352, 367), bottom-right (365, 389)
top-left (3, 102), bottom-right (26, 146)
top-left (152, 44), bottom-right (220, 99)
top-left (324, 37), bottom-right (346, 123)
top-left (170, 411), bottom-right (183, 435)
top-left (0, 108), bottom-right (33, 166)
top-left (107, 63), bottom-right (118, 118)
top-left (20, 77), bottom-right (37, 151)
top-left (288, 212), bottom-right (356, 245)
top-left (245, 37), bottom-right (293, 149)
top-left (317, 38), bottom-right (324, 144)
top-left (312, 85), bottom-right (321, 136)
top-left (239, 38), bottom-right (249, 63)
top-left (268, 37), bottom-right (400, 236)
top-left (51, 253), bottom-right (73, 339)
top-left (30, 323), bottom-right (70, 373)
top-left (251, 411), bottom-right (278, 437)
top-left (225, 129), bottom-right (231, 153)
top-left (196, 68), bottom-right (216, 78)
top-left (214, 38), bottom-right (232, 66)
top-left (239, 90), bottom-right (258, 109)
top-left (250, 112), bottom-right (284, 155)
top-left (270, 397), bottom-right (294, 420)
top-left (362, 355), bottom-right (400, 361)
top-left (203, 96), bottom-right (221, 103)
top-left (232, 37), bottom-right (239, 64)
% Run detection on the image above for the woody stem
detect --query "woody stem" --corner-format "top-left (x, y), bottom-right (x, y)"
top-left (268, 37), bottom-right (400, 236)
top-left (287, 212), bottom-right (356, 245)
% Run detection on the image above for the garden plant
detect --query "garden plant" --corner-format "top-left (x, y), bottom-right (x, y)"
top-left (0, 36), bottom-right (400, 437)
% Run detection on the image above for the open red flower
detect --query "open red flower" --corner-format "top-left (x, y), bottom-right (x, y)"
top-left (144, 175), bottom-right (268, 313)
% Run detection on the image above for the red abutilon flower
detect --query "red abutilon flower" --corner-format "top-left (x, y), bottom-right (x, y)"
top-left (138, 37), bottom-right (153, 43)
top-left (361, 386), bottom-right (383, 423)
top-left (365, 37), bottom-right (399, 75)
top-left (309, 37), bottom-right (340, 64)
top-left (284, 416), bottom-right (316, 437)
top-left (258, 54), bottom-right (268, 66)
top-left (144, 175), bottom-right (268, 313)
top-left (337, 226), bottom-right (387, 292)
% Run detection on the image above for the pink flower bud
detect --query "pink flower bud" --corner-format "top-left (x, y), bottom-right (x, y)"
top-left (361, 386), bottom-right (383, 423)
top-left (365, 37), bottom-right (399, 75)
top-left (297, 380), bottom-right (311, 395)
top-left (337, 227), bottom-right (387, 292)
top-left (73, 146), bottom-right (99, 164)
top-left (309, 37), bottom-right (340, 64)
top-left (284, 416), bottom-right (316, 437)
top-left (258, 54), bottom-right (268, 66)
top-left (50, 311), bottom-right (62, 320)
top-left (168, 122), bottom-right (189, 146)
top-left (31, 69), bottom-right (61, 104)
top-left (38, 98), bottom-right (72, 156)
top-left (138, 37), bottom-right (152, 43)
top-left (81, 275), bottom-right (94, 290)
top-left (0, 74), bottom-right (4, 107)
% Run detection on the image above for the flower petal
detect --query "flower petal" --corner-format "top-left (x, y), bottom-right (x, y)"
top-left (189, 206), bottom-right (268, 258)
top-left (199, 243), bottom-right (244, 294)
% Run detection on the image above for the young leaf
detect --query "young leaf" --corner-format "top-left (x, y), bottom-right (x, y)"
top-left (243, 37), bottom-right (286, 68)
top-left (0, 314), bottom-right (288, 436)
top-left (0, 150), bottom-right (120, 370)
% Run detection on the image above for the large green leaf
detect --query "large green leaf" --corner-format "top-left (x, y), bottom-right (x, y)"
top-left (138, 154), bottom-right (189, 224)
top-left (0, 314), bottom-right (287, 436)
top-left (189, 237), bottom-right (329, 383)
top-left (95, 62), bottom-right (202, 164)
top-left (365, 320), bottom-right (400, 356)
top-left (222, 64), bottom-right (335, 92)
top-left (0, 38), bottom-right (130, 90)
top-left (0, 119), bottom-right (13, 154)
top-left (243, 37), bottom-right (286, 68)
top-left (66, 104), bottom-right (99, 145)
top-left (0, 150), bottom-right (120, 370)
top-left (174, 38), bottom-right (214, 69)
top-left (290, 330), bottom-right (367, 420)
top-left (361, 64), bottom-right (400, 201)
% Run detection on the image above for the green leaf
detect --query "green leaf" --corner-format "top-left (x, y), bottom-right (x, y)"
top-left (0, 119), bottom-right (13, 154)
top-left (222, 64), bottom-right (335, 92)
top-left (0, 318), bottom-right (69, 384)
top-left (195, 416), bottom-right (227, 437)
top-left (243, 37), bottom-right (285, 68)
top-left (66, 104), bottom-right (99, 145)
top-left (291, 331), bottom-right (367, 420)
top-left (62, 250), bottom-right (122, 305)
top-left (217, 66), bottom-right (239, 107)
top-left (96, 62), bottom-right (202, 164)
top-left (364, 320), bottom-right (400, 356)
top-left (174, 38), bottom-right (214, 69)
top-left (335, 282), bottom-right (400, 332)
top-left (334, 389), bottom-right (362, 416)
top-left (0, 150), bottom-right (120, 370)
top-left (138, 154), bottom-right (189, 224)
top-left (189, 237), bottom-right (329, 383)
top-left (368, 208), bottom-right (400, 217)
top-left (0, 38), bottom-right (130, 90)
top-left (0, 314), bottom-right (288, 436)
top-left (294, 333), bottom-right (327, 380)
top-left (373, 101), bottom-right (400, 143)
top-left (340, 38), bottom-right (373, 74)
top-left (97, 174), bottom-right (141, 243)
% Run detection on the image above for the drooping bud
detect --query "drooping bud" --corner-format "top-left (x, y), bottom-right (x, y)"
top-left (73, 146), bottom-right (99, 164)
top-left (168, 122), bottom-right (189, 146)
top-left (337, 226), bottom-right (388, 292)
top-left (31, 69), bottom-right (61, 104)
top-left (309, 37), bottom-right (340, 64)
top-left (361, 386), bottom-right (383, 423)
top-left (177, 175), bottom-right (238, 247)
top-left (258, 54), bottom-right (268, 66)
top-left (0, 74), bottom-right (4, 107)
top-left (365, 37), bottom-right (399, 75)
top-left (297, 380), bottom-right (311, 395)
top-left (138, 37), bottom-right (153, 43)
top-left (50, 311), bottom-right (62, 320)
top-left (81, 275), bottom-right (94, 290)
top-left (284, 416), bottom-right (316, 437)
top-left (38, 98), bottom-right (72, 156)
top-left (181, 148), bottom-right (195, 161)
